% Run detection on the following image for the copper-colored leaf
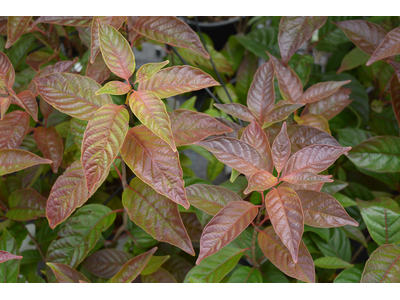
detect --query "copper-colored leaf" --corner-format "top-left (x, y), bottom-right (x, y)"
top-left (123, 178), bottom-right (194, 255)
top-left (129, 90), bottom-right (176, 151)
top-left (138, 66), bottom-right (219, 99)
top-left (279, 181), bottom-right (324, 192)
top-left (265, 187), bottom-right (304, 262)
top-left (181, 213), bottom-right (202, 242)
top-left (258, 226), bottom-right (314, 282)
top-left (244, 171), bottom-right (277, 194)
top-left (301, 80), bottom-right (351, 104)
top-left (83, 249), bottom-right (132, 279)
top-left (39, 97), bottom-right (54, 121)
top-left (32, 16), bottom-right (93, 27)
top-left (0, 97), bottom-right (11, 119)
top-left (86, 54), bottom-right (111, 85)
top-left (142, 267), bottom-right (177, 283)
top-left (96, 80), bottom-right (130, 95)
top-left (215, 117), bottom-right (242, 138)
top-left (133, 16), bottom-right (209, 58)
top-left (214, 103), bottom-right (256, 122)
top-left (367, 27), bottom-right (400, 66)
top-left (135, 60), bottom-right (169, 83)
top-left (295, 190), bottom-right (358, 228)
top-left (81, 104), bottom-right (129, 193)
top-left (390, 63), bottom-right (400, 135)
top-left (0, 251), bottom-right (22, 263)
top-left (281, 172), bottom-right (333, 185)
top-left (6, 188), bottom-right (46, 221)
top-left (0, 149), bottom-right (51, 176)
top-left (5, 16), bottom-right (32, 49)
top-left (0, 52), bottom-right (15, 94)
top-left (11, 91), bottom-right (38, 122)
top-left (272, 122), bottom-right (290, 174)
top-left (0, 111), bottom-right (29, 149)
top-left (47, 263), bottom-right (90, 283)
top-left (263, 100), bottom-right (304, 125)
top-left (26, 51), bottom-right (57, 72)
top-left (34, 126), bottom-right (63, 173)
top-left (295, 113), bottom-right (331, 134)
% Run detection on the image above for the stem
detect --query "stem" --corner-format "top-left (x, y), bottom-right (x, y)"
top-left (21, 223), bottom-right (46, 262)
top-left (351, 236), bottom-right (372, 264)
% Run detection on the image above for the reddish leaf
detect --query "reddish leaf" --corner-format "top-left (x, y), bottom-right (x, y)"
top-left (0, 251), bottom-right (22, 263)
top-left (265, 187), bottom-right (304, 262)
top-left (197, 201), bottom-right (258, 264)
top-left (83, 249), bottom-right (132, 279)
top-left (5, 16), bottom-right (32, 48)
top-left (246, 61), bottom-right (275, 123)
top-left (281, 172), bottom-right (333, 185)
top-left (142, 267), bottom-right (177, 283)
top-left (272, 122), bottom-right (291, 174)
top-left (185, 184), bottom-right (243, 215)
top-left (170, 109), bottom-right (232, 147)
top-left (0, 51), bottom-right (15, 94)
top-left (389, 63), bottom-right (400, 135)
top-left (133, 16), bottom-right (209, 58)
top-left (301, 80), bottom-right (351, 104)
top-left (268, 53), bottom-right (303, 103)
top-left (32, 16), bottom-right (93, 27)
top-left (279, 181), bottom-right (324, 192)
top-left (129, 90), bottom-right (176, 151)
top-left (86, 54), bottom-right (111, 85)
top-left (6, 188), bottom-right (46, 221)
top-left (39, 97), bottom-right (54, 121)
top-left (263, 100), bottom-right (304, 125)
top-left (367, 27), bottom-right (400, 66)
top-left (34, 126), bottom-right (63, 173)
top-left (123, 178), bottom-right (194, 255)
top-left (121, 125), bottom-right (189, 209)
top-left (0, 96), bottom-right (11, 119)
top-left (0, 111), bottom-right (29, 149)
top-left (214, 103), bottom-right (256, 122)
top-left (295, 190), bottom-right (358, 228)
top-left (244, 171), bottom-right (277, 194)
top-left (26, 51), bottom-right (57, 72)
top-left (81, 104), bottom-right (129, 193)
top-left (96, 81), bottom-right (131, 95)
top-left (10, 90), bottom-right (38, 122)
top-left (279, 16), bottom-right (327, 64)
top-left (135, 61), bottom-right (170, 84)
top-left (258, 227), bottom-right (314, 283)
top-left (47, 262), bottom-right (90, 283)
top-left (295, 113), bottom-right (331, 134)
top-left (181, 212), bottom-right (202, 242)
top-left (215, 117), bottom-right (242, 138)
top-left (138, 66), bottom-right (219, 99)
top-left (0, 149), bottom-right (51, 176)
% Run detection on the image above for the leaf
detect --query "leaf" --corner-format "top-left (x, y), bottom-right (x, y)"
top-left (197, 201), bottom-right (258, 264)
top-left (361, 244), bottom-right (400, 283)
top-left (133, 16), bottom-right (209, 58)
top-left (272, 122), bottom-right (290, 174)
top-left (83, 249), bottom-right (132, 278)
top-left (26, 51), bottom-right (57, 72)
top-left (129, 90), bottom-right (176, 151)
top-left (0, 97), bottom-right (11, 119)
top-left (185, 184), bottom-right (243, 215)
top-left (0, 52), bottom-right (14, 94)
top-left (0, 229), bottom-right (21, 283)
top-left (337, 47), bottom-right (370, 74)
top-left (0, 110), bottom-right (29, 149)
top-left (32, 17), bottom-right (93, 27)
top-left (348, 136), bottom-right (400, 173)
top-left (246, 61), bottom-right (275, 123)
top-left (258, 226), bottom-right (314, 283)
top-left (5, 188), bottom-right (46, 221)
top-left (321, 180), bottom-right (348, 195)
top-left (301, 80), bottom-right (350, 104)
top-left (227, 266), bottom-right (262, 283)
top-left (33, 126), bottom-right (63, 173)
top-left (170, 109), bottom-right (232, 147)
top-left (11, 90), bottom-right (38, 122)
top-left (5, 16), bottom-right (32, 49)
top-left (141, 255), bottom-right (170, 275)
top-left (0, 250), bottom-right (22, 263)
top-left (295, 190), bottom-right (358, 228)
top-left (121, 125), bottom-right (189, 209)
top-left (47, 262), bottom-right (90, 283)
top-left (295, 114), bottom-right (331, 134)
top-left (86, 54), bottom-right (111, 84)
top-left (98, 20), bottom-right (135, 81)
top-left (342, 225), bottom-right (367, 247)
top-left (142, 267), bottom-right (177, 283)
top-left (281, 172), bottom-right (333, 185)
top-left (0, 149), bottom-right (51, 176)
top-left (96, 81), bottom-right (130, 95)
top-left (263, 101), bottom-right (304, 124)
top-left (47, 204), bottom-right (116, 268)
top-left (389, 70), bottom-right (400, 136)
top-left (357, 198), bottom-right (400, 245)
top-left (70, 118), bottom-right (87, 149)
top-left (122, 177), bottom-right (194, 255)
top-left (135, 60), bottom-right (169, 83)
top-left (313, 257), bottom-right (353, 269)
top-left (81, 104), bottom-right (129, 193)
top-left (214, 103), bottom-right (256, 122)
top-left (265, 187), bottom-right (304, 262)
top-left (138, 66), bottom-right (219, 99)
top-left (35, 73), bottom-right (113, 120)
top-left (309, 227), bottom-right (351, 261)
top-left (184, 246), bottom-right (243, 283)
top-left (278, 16), bottom-right (327, 64)
top-left (334, 267), bottom-right (362, 283)
top-left (244, 171), bottom-right (277, 194)
top-left (236, 51), bottom-right (258, 101)
top-left (367, 27), bottom-right (400, 65)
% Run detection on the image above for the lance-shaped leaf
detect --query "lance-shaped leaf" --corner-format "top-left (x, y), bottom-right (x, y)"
top-left (47, 263), bottom-right (90, 283)
top-left (246, 61), bottom-right (275, 123)
top-left (295, 190), bottom-right (358, 228)
top-left (272, 122), bottom-right (290, 174)
top-left (110, 247), bottom-right (157, 283)
top-left (197, 201), bottom-right (258, 264)
top-left (279, 16), bottom-right (327, 64)
top-left (170, 109), bottom-right (232, 146)
top-left (135, 60), bottom-right (169, 83)
top-left (122, 178), bottom-right (194, 255)
top-left (33, 126), bottom-right (63, 173)
top-left (129, 90), bottom-right (176, 151)
top-left (265, 187), bottom-right (304, 262)
top-left (244, 171), bottom-right (277, 194)
top-left (81, 104), bottom-right (129, 193)
top-left (361, 244), bottom-right (400, 283)
top-left (142, 267), bottom-right (177, 283)
top-left (96, 81), bottom-right (130, 95)
top-left (295, 113), bottom-right (331, 134)
top-left (32, 16), bottom-right (93, 27)
top-left (121, 125), bottom-right (189, 209)
top-left (86, 54), bottom-right (111, 84)
top-left (334, 20), bottom-right (387, 55)
top-left (302, 88), bottom-right (352, 120)
top-left (35, 73), bottom-right (112, 120)
top-left (301, 80), bottom-right (351, 104)
top-left (47, 204), bottom-right (116, 268)
top-left (0, 110), bottom-right (29, 149)
top-left (281, 172), bottom-right (333, 185)
top-left (357, 198), bottom-right (400, 245)
top-left (5, 16), bottom-right (32, 48)
top-left (196, 137), bottom-right (267, 177)
top-left (141, 256), bottom-right (170, 276)
top-left (138, 66), bottom-right (219, 99)
top-left (83, 249), bottom-right (132, 278)
top-left (0, 229), bottom-right (21, 283)
top-left (99, 21), bottom-right (135, 81)
top-left (0, 149), bottom-right (51, 176)
top-left (282, 145), bottom-right (351, 178)
top-left (263, 101), bottom-right (304, 125)
top-left (11, 91), bottom-right (38, 122)
top-left (367, 27), bottom-right (400, 65)
top-left (314, 257), bottom-right (353, 269)
top-left (133, 16), bottom-right (209, 58)
top-left (214, 103), bottom-right (256, 122)
top-left (258, 226), bottom-right (314, 283)
top-left (70, 118), bottom-right (87, 148)
top-left (347, 136), bottom-right (400, 173)
top-left (185, 184), bottom-right (243, 215)
top-left (0, 250), bottom-right (22, 263)
top-left (268, 53), bottom-right (303, 103)
top-left (0, 97), bottom-right (11, 119)
top-left (26, 51), bottom-right (58, 72)
top-left (390, 68), bottom-right (400, 135)
top-left (337, 47), bottom-right (370, 74)
top-left (5, 188), bottom-right (46, 221)
top-left (0, 52), bottom-right (14, 94)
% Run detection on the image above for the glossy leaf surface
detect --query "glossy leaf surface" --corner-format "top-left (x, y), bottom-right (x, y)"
top-left (0, 149), bottom-right (51, 176)
top-left (6, 16), bottom-right (32, 48)
top-left (11, 91), bottom-right (38, 122)
top-left (34, 126), bottom-right (63, 173)
top-left (96, 81), bottom-right (130, 95)
top-left (83, 249), bottom-right (132, 279)
top-left (367, 27), bottom-right (400, 65)
top-left (272, 122), bottom-right (290, 174)
top-left (301, 80), bottom-right (350, 104)
top-left (0, 110), bottom-right (29, 149)
top-left (0, 52), bottom-right (14, 94)
top-left (390, 69), bottom-right (400, 134)
top-left (214, 103), bottom-right (256, 122)
top-left (32, 16), bottom-right (93, 27)
top-left (135, 60), bottom-right (169, 83)
top-left (244, 171), bottom-right (277, 194)
top-left (0, 250), bottom-right (22, 263)
top-left (295, 113), bottom-right (331, 134)
top-left (6, 188), bottom-right (46, 221)
top-left (47, 263), bottom-right (90, 283)
top-left (313, 257), bottom-right (353, 269)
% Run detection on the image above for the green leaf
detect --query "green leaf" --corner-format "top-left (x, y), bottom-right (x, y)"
top-left (140, 255), bottom-right (170, 276)
top-left (337, 128), bottom-right (374, 147)
top-left (135, 60), bottom-right (169, 83)
top-left (179, 96), bottom-right (197, 111)
top-left (320, 180), bottom-right (348, 195)
top-left (341, 225), bottom-right (367, 247)
top-left (227, 266), bottom-right (262, 283)
top-left (47, 262), bottom-right (90, 283)
top-left (5, 188), bottom-right (46, 221)
top-left (310, 227), bottom-right (351, 262)
top-left (334, 267), bottom-right (362, 283)
top-left (314, 257), bottom-right (353, 269)
top-left (0, 229), bottom-right (20, 283)
top-left (236, 27), bottom-right (279, 60)
top-left (337, 47), bottom-right (370, 74)
top-left (333, 193), bottom-right (357, 207)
